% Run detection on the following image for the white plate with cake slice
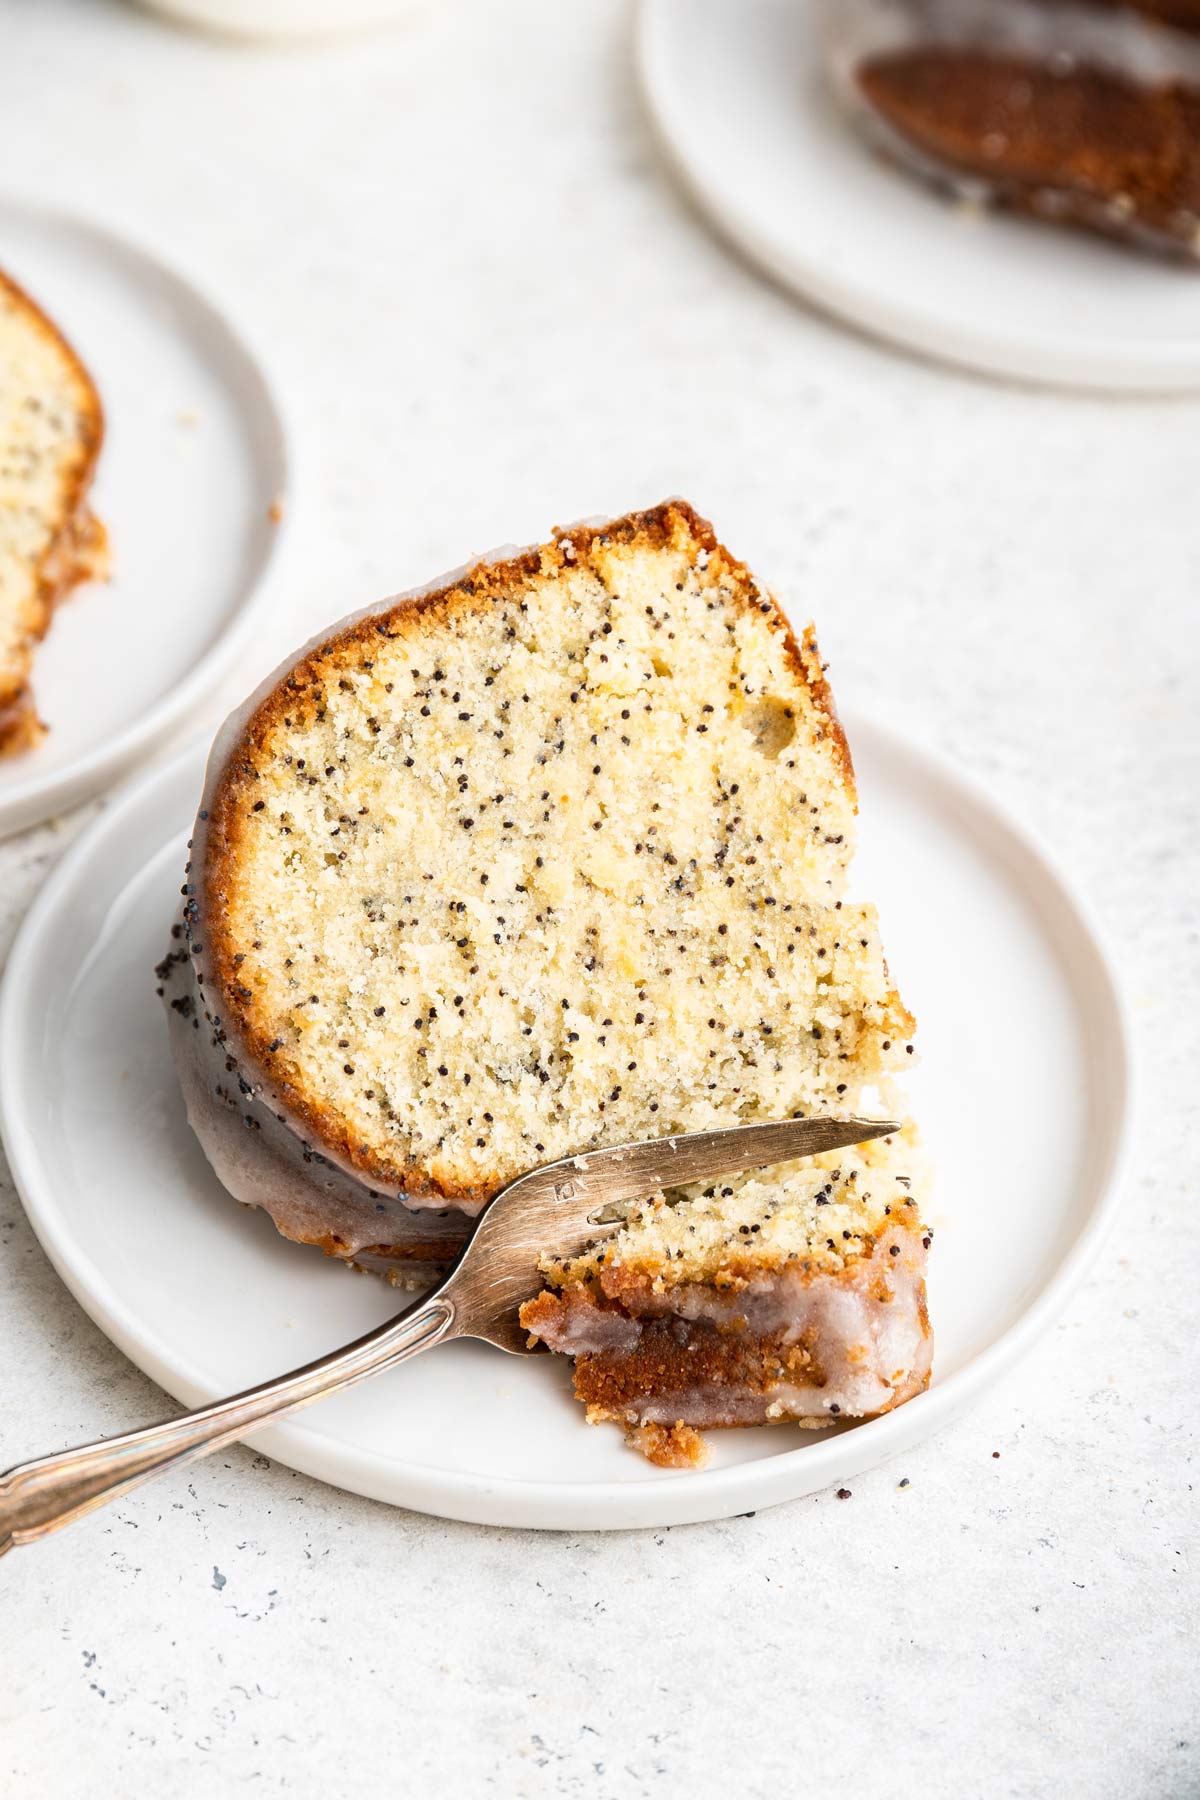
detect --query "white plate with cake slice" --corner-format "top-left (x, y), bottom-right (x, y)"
top-left (638, 0), bottom-right (1200, 392)
top-left (0, 195), bottom-right (289, 839)
top-left (0, 723), bottom-right (1131, 1530)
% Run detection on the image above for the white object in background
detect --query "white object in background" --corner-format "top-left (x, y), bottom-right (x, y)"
top-left (131, 0), bottom-right (415, 38)
top-left (637, 0), bottom-right (1200, 392)
top-left (0, 197), bottom-right (289, 840)
top-left (0, 725), bottom-right (1132, 1532)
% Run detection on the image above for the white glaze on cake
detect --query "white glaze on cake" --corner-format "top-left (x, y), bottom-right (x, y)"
top-left (524, 1223), bottom-right (933, 1431)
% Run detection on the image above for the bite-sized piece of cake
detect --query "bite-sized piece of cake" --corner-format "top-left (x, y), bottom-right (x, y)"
top-left (161, 499), bottom-right (916, 1280)
top-left (521, 1140), bottom-right (930, 1467)
top-left (0, 271), bottom-right (107, 755)
top-left (819, 0), bottom-right (1200, 259)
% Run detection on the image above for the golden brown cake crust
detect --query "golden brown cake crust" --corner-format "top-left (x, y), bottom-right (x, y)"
top-left (626, 1422), bottom-right (710, 1469)
top-left (0, 269), bottom-right (106, 751)
top-left (0, 689), bottom-right (44, 756)
top-left (199, 499), bottom-right (860, 1207)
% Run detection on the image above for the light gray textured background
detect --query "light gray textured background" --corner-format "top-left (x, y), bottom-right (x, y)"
top-left (1, 2), bottom-right (1196, 1795)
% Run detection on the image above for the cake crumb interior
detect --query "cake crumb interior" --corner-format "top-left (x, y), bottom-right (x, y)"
top-left (208, 508), bottom-right (913, 1201)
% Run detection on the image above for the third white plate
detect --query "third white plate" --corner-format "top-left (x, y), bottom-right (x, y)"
top-left (638, 0), bottom-right (1200, 392)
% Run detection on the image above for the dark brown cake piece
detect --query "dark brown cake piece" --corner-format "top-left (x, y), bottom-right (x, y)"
top-left (821, 0), bottom-right (1200, 258)
top-left (861, 48), bottom-right (1200, 252)
top-left (1079, 0), bottom-right (1200, 31)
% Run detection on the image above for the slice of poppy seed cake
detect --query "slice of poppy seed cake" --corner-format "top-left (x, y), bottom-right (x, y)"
top-left (0, 271), bottom-right (106, 755)
top-left (520, 1134), bottom-right (931, 1468)
top-left (160, 500), bottom-right (930, 1459)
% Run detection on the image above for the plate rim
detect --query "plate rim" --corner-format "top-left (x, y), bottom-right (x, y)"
top-left (636, 0), bottom-right (1200, 395)
top-left (0, 190), bottom-right (293, 839)
top-left (0, 726), bottom-right (1136, 1530)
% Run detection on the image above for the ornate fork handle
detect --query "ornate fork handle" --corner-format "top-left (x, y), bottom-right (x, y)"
top-left (0, 1292), bottom-right (455, 1556)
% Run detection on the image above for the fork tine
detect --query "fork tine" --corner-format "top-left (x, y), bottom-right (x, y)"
top-left (491, 1114), bottom-right (900, 1230)
top-left (443, 1115), bottom-right (901, 1354)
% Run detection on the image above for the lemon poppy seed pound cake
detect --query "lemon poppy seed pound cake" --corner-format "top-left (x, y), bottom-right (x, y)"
top-left (820, 0), bottom-right (1200, 260)
top-left (0, 271), bottom-right (107, 755)
top-left (160, 500), bottom-right (931, 1461)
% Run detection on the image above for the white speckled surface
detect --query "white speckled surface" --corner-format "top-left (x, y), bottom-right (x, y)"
top-left (1, 1), bottom-right (1196, 1794)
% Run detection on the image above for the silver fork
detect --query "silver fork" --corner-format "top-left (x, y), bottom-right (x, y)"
top-left (0, 1114), bottom-right (896, 1553)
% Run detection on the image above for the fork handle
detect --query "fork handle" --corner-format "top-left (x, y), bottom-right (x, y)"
top-left (0, 1291), bottom-right (455, 1555)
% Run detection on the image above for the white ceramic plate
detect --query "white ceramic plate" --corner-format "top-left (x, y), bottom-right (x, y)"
top-left (0, 196), bottom-right (289, 838)
top-left (132, 0), bottom-right (414, 35)
top-left (0, 727), bottom-right (1131, 1530)
top-left (638, 0), bottom-right (1200, 392)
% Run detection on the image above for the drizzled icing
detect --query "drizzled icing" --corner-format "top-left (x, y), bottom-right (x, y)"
top-left (524, 1223), bottom-right (933, 1430)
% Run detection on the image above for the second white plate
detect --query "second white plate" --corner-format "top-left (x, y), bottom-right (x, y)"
top-left (0, 725), bottom-right (1131, 1530)
top-left (0, 196), bottom-right (289, 838)
top-left (638, 0), bottom-right (1200, 392)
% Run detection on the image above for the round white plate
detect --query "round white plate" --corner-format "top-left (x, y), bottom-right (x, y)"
top-left (133, 0), bottom-right (414, 35)
top-left (638, 0), bottom-right (1200, 392)
top-left (0, 727), bottom-right (1131, 1530)
top-left (0, 196), bottom-right (289, 839)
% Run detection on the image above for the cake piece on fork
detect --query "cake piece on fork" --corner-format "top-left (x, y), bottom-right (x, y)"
top-left (521, 1132), bottom-right (930, 1468)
